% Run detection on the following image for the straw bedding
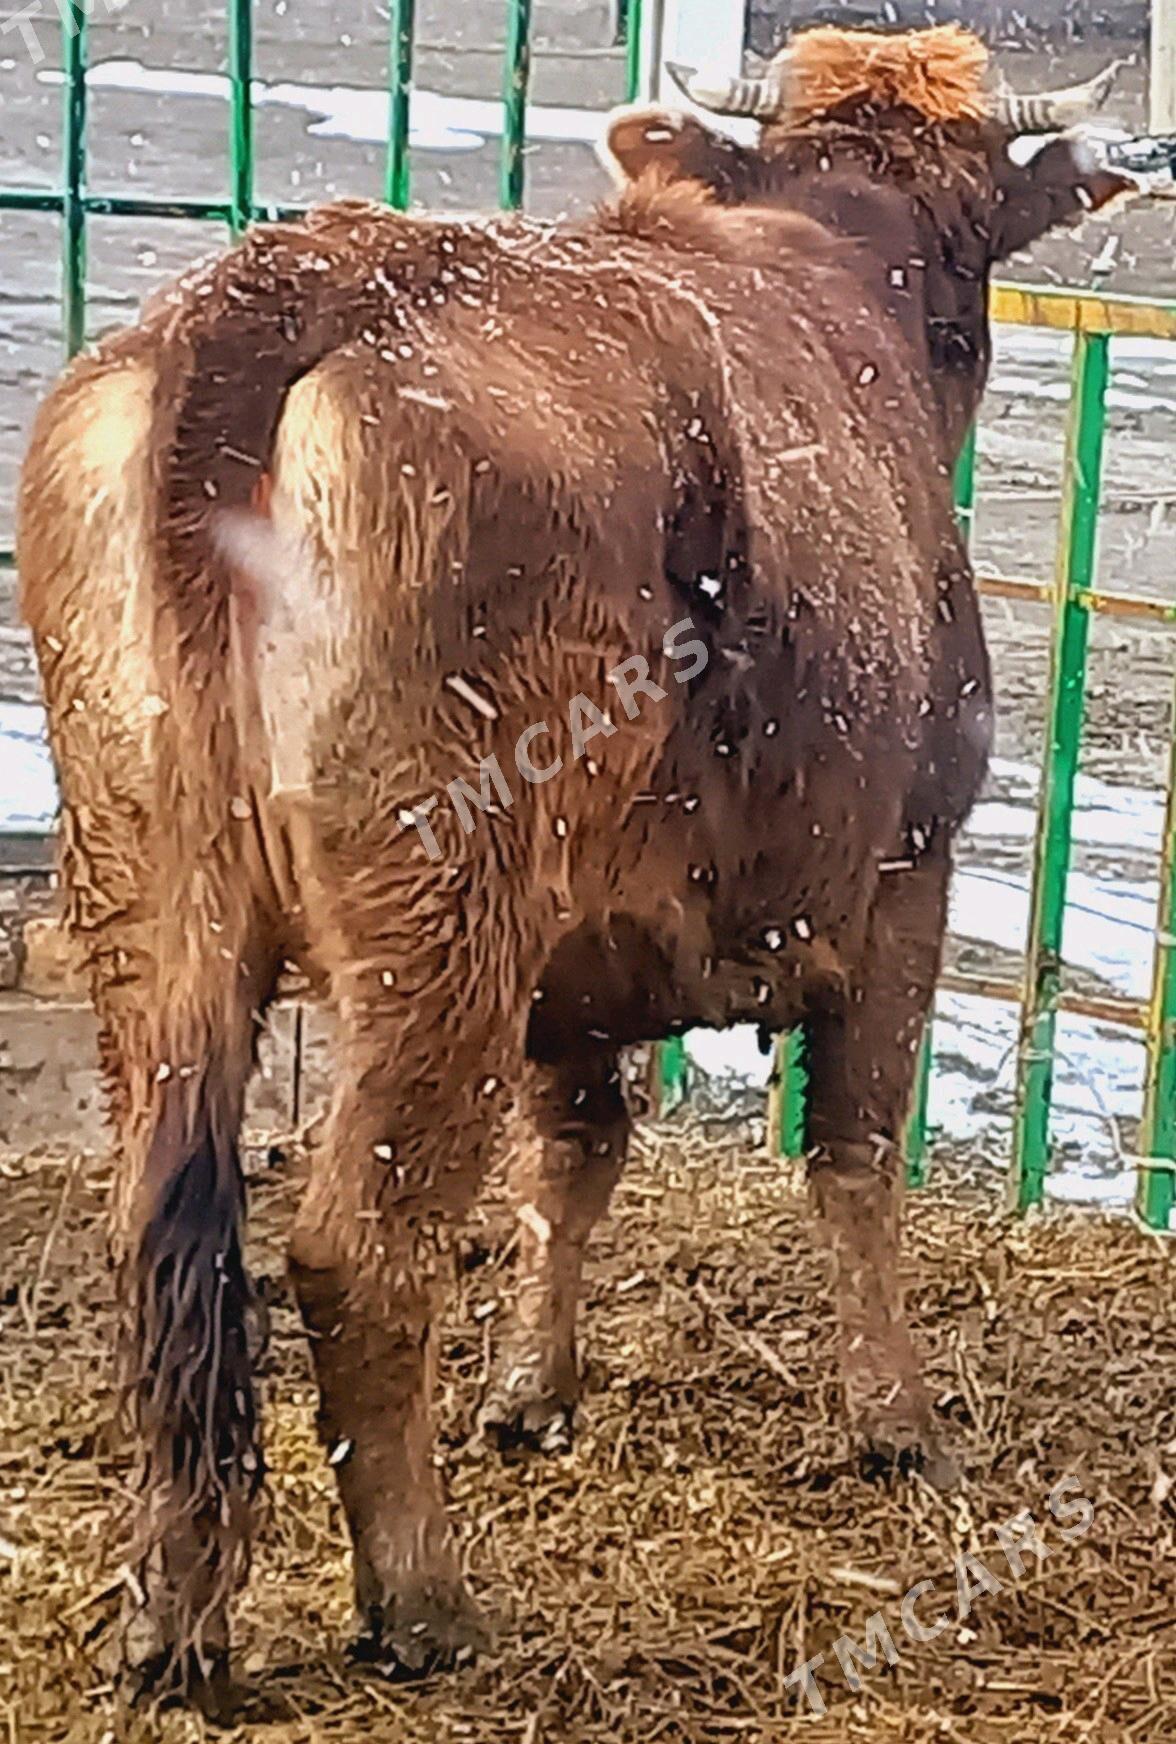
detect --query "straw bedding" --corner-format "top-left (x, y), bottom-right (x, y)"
top-left (1, 1113), bottom-right (1174, 1742)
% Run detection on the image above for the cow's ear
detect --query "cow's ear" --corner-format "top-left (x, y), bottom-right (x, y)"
top-left (600, 105), bottom-right (750, 195)
top-left (991, 136), bottom-right (1138, 262)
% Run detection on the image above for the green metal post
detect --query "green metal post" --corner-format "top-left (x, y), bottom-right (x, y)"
top-left (228, 0), bottom-right (254, 235)
top-left (1011, 331), bottom-right (1110, 1214)
top-left (1140, 677), bottom-right (1176, 1231)
top-left (773, 1029), bottom-right (808, 1159)
top-left (500, 0), bottom-right (533, 210)
top-left (954, 421), bottom-right (978, 549)
top-left (386, 0), bottom-right (416, 210)
top-left (61, 0), bottom-right (87, 356)
top-left (904, 1028), bottom-right (932, 1188)
top-left (658, 1034), bottom-right (688, 1114)
top-left (625, 0), bottom-right (644, 101)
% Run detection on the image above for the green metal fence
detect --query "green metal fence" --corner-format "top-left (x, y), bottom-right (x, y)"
top-left (0, 0), bottom-right (644, 372)
top-left (753, 289), bottom-right (1176, 1235)
top-left (4, 4), bottom-right (1176, 1230)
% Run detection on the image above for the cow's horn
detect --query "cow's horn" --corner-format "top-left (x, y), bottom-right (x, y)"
top-left (993, 59), bottom-right (1124, 133)
top-left (664, 58), bottom-right (787, 120)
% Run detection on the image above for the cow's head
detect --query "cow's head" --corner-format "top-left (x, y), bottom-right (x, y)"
top-left (602, 25), bottom-right (1135, 454)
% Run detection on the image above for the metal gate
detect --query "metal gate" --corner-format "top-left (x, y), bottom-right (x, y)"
top-left (751, 291), bottom-right (1176, 1234)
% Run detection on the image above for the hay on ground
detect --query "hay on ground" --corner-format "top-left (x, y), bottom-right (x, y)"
top-left (1, 1118), bottom-right (1173, 1742)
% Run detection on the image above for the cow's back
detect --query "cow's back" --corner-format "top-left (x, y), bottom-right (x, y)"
top-left (251, 207), bottom-right (978, 1036)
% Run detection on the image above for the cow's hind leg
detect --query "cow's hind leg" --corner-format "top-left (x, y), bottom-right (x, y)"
top-left (482, 1049), bottom-right (630, 1453)
top-left (805, 844), bottom-right (957, 1490)
top-left (289, 942), bottom-right (526, 1675)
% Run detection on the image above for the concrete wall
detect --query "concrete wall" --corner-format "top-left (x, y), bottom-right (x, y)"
top-left (0, 868), bottom-right (322, 1153)
top-left (0, 990), bottom-right (329, 1155)
top-left (0, 870), bottom-right (57, 994)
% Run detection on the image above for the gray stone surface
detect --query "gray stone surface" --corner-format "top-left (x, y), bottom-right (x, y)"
top-left (0, 991), bottom-right (335, 1154)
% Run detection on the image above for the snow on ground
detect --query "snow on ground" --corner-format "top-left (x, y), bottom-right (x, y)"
top-left (38, 59), bottom-right (608, 156)
top-left (0, 700), bottom-right (54, 833)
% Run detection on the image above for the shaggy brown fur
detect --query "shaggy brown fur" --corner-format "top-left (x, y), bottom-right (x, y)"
top-left (18, 27), bottom-right (1133, 1708)
top-left (603, 100), bottom-right (1130, 459)
top-left (781, 22), bottom-right (991, 124)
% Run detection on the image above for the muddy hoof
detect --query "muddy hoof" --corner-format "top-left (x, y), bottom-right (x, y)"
top-left (110, 1625), bottom-right (239, 1722)
top-left (480, 1382), bottom-right (576, 1456)
top-left (350, 1584), bottom-right (489, 1681)
top-left (858, 1425), bottom-right (960, 1492)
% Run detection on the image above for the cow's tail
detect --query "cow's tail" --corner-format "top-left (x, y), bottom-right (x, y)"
top-left (151, 198), bottom-right (500, 666)
top-left (130, 199), bottom-right (488, 1683)
top-left (127, 958), bottom-right (263, 1686)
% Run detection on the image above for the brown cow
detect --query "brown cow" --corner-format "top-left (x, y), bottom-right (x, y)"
top-left (18, 24), bottom-right (1130, 1709)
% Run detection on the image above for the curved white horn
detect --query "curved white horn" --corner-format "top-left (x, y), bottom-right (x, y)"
top-left (994, 59), bottom-right (1124, 133)
top-left (664, 58), bottom-right (787, 120)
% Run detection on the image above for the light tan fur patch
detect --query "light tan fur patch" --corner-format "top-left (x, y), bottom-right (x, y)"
top-left (779, 23), bottom-right (990, 125)
top-left (54, 361), bottom-right (161, 737)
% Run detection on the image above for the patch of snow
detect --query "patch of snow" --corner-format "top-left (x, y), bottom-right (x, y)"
top-left (0, 702), bottom-right (55, 833)
top-left (38, 59), bottom-right (614, 156)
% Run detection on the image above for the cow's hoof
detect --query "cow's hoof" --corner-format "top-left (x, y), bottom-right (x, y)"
top-left (479, 1380), bottom-right (576, 1456)
top-left (109, 1621), bottom-right (238, 1721)
top-left (858, 1424), bottom-right (960, 1492)
top-left (350, 1583), bottom-right (489, 1681)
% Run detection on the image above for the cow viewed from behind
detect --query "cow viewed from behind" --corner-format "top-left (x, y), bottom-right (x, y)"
top-left (19, 24), bottom-right (1131, 1711)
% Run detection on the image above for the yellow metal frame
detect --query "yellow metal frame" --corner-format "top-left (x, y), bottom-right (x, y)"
top-left (990, 283), bottom-right (1176, 342)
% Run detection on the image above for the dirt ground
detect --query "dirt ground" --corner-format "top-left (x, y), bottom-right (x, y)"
top-left (1, 1118), bottom-right (1174, 1743)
